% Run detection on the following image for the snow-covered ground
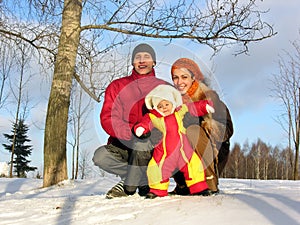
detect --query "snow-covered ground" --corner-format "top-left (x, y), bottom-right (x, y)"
top-left (0, 177), bottom-right (299, 225)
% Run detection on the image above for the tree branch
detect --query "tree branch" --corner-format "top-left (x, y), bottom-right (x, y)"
top-left (73, 72), bottom-right (100, 103)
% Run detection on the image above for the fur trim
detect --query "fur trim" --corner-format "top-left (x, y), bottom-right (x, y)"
top-left (187, 82), bottom-right (227, 159)
top-left (191, 82), bottom-right (211, 101)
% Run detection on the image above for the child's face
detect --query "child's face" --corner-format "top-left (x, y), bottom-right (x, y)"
top-left (157, 100), bottom-right (173, 116)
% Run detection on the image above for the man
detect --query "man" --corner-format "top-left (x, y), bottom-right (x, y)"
top-left (93, 43), bottom-right (166, 199)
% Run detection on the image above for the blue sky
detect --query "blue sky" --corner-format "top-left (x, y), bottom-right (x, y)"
top-left (1, 0), bottom-right (300, 175)
top-left (210, 0), bottom-right (300, 148)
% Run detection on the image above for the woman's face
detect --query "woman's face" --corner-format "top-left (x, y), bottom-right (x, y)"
top-left (172, 68), bottom-right (194, 95)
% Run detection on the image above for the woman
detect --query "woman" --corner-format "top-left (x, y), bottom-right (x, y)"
top-left (170, 58), bottom-right (234, 195)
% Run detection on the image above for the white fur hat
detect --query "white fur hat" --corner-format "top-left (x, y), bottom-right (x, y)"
top-left (145, 84), bottom-right (183, 114)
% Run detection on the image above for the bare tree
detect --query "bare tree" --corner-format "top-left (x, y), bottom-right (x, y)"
top-left (242, 141), bottom-right (250, 179)
top-left (7, 44), bottom-right (33, 177)
top-left (0, 0), bottom-right (277, 186)
top-left (260, 142), bottom-right (270, 180)
top-left (218, 139), bottom-right (298, 179)
top-left (0, 41), bottom-right (15, 109)
top-left (230, 143), bottom-right (242, 178)
top-left (69, 49), bottom-right (132, 179)
top-left (271, 37), bottom-right (300, 180)
top-left (279, 147), bottom-right (294, 180)
top-left (248, 139), bottom-right (262, 179)
top-left (69, 82), bottom-right (92, 180)
top-left (270, 146), bottom-right (280, 179)
top-left (78, 149), bottom-right (93, 179)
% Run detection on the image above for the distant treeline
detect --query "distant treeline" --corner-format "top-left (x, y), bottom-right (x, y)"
top-left (221, 139), bottom-right (298, 180)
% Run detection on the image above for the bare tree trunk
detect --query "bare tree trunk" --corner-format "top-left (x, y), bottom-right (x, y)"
top-left (43, 0), bottom-right (82, 187)
top-left (75, 92), bottom-right (81, 180)
top-left (9, 115), bottom-right (19, 178)
top-left (264, 160), bottom-right (269, 180)
top-left (71, 141), bottom-right (76, 180)
top-left (294, 87), bottom-right (300, 180)
top-left (285, 150), bottom-right (290, 179)
top-left (79, 150), bottom-right (89, 179)
top-left (255, 146), bottom-right (261, 179)
top-left (234, 158), bottom-right (239, 178)
top-left (245, 157), bottom-right (248, 179)
top-left (80, 157), bottom-right (85, 179)
top-left (274, 161), bottom-right (278, 179)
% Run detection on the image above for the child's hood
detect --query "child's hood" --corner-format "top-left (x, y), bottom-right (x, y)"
top-left (145, 84), bottom-right (183, 110)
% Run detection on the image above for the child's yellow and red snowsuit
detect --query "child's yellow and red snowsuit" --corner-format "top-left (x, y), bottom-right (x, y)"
top-left (135, 102), bottom-right (210, 197)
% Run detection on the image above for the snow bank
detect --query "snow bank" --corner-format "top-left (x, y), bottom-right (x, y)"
top-left (0, 177), bottom-right (299, 225)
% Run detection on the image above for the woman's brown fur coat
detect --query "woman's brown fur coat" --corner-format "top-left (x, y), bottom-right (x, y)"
top-left (183, 81), bottom-right (233, 143)
top-left (182, 81), bottom-right (234, 191)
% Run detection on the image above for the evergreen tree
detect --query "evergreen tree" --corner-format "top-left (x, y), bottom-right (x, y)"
top-left (3, 119), bottom-right (37, 177)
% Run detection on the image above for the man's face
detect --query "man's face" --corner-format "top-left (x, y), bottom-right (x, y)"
top-left (133, 52), bottom-right (155, 75)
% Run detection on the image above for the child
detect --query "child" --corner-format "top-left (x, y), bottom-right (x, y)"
top-left (133, 84), bottom-right (215, 198)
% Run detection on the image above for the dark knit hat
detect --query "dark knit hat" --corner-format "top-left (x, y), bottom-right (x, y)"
top-left (171, 58), bottom-right (204, 81)
top-left (131, 43), bottom-right (156, 65)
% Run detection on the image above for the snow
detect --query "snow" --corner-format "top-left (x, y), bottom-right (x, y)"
top-left (0, 177), bottom-right (299, 225)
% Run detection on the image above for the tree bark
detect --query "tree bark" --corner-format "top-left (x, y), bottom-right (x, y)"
top-left (43, 0), bottom-right (82, 187)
